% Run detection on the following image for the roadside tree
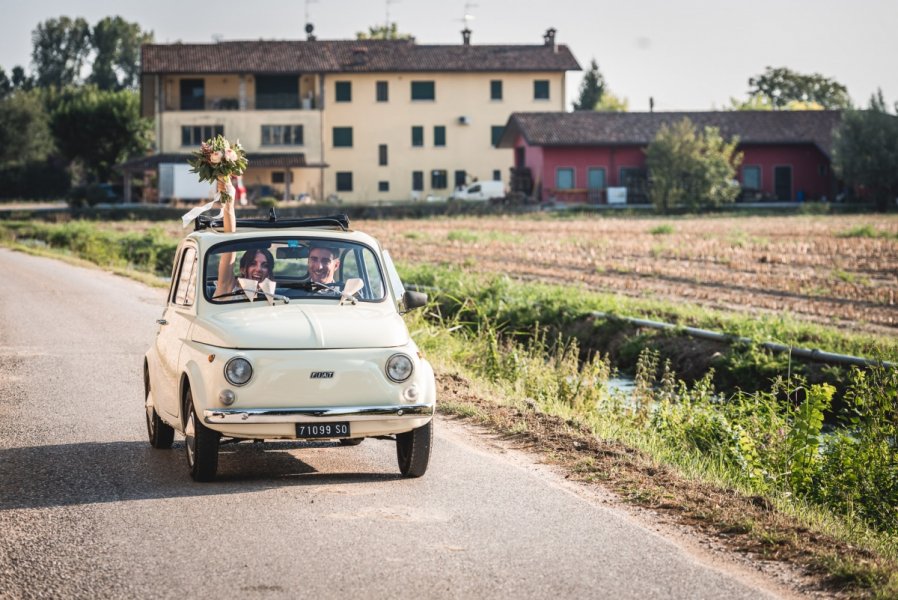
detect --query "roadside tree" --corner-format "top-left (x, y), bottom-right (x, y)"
top-left (49, 86), bottom-right (152, 182)
top-left (573, 58), bottom-right (605, 111)
top-left (31, 17), bottom-right (92, 88)
top-left (0, 89), bottom-right (54, 163)
top-left (747, 66), bottom-right (851, 110)
top-left (833, 90), bottom-right (898, 211)
top-left (595, 91), bottom-right (628, 112)
top-left (88, 16), bottom-right (154, 90)
top-left (645, 118), bottom-right (742, 211)
top-left (356, 23), bottom-right (412, 40)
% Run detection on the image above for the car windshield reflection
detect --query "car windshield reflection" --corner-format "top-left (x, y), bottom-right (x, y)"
top-left (204, 238), bottom-right (386, 303)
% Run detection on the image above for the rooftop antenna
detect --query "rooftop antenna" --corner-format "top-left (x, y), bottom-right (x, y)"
top-left (461, 1), bottom-right (477, 29)
top-left (304, 0), bottom-right (317, 28)
top-left (386, 0), bottom-right (400, 31)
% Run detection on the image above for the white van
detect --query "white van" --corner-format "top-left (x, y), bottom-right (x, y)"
top-left (450, 181), bottom-right (505, 202)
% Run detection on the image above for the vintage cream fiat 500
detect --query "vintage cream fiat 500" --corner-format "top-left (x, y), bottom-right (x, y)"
top-left (143, 214), bottom-right (434, 481)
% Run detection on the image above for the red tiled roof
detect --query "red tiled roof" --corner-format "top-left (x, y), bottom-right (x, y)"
top-left (141, 40), bottom-right (580, 74)
top-left (499, 111), bottom-right (845, 157)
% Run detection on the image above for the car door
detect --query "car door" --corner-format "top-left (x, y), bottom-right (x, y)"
top-left (153, 243), bottom-right (198, 422)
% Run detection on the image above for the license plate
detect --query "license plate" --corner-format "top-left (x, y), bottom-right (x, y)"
top-left (295, 422), bottom-right (350, 438)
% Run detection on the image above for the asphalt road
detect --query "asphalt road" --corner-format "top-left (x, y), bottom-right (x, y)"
top-left (0, 248), bottom-right (783, 599)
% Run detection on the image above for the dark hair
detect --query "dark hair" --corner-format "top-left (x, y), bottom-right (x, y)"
top-left (238, 248), bottom-right (275, 275)
top-left (309, 243), bottom-right (341, 259)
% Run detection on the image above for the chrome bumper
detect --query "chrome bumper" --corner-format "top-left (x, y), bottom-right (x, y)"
top-left (203, 403), bottom-right (435, 424)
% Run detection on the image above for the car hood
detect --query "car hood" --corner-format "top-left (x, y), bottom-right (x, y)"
top-left (192, 304), bottom-right (409, 349)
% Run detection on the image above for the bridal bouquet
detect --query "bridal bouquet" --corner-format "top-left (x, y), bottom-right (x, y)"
top-left (187, 135), bottom-right (248, 205)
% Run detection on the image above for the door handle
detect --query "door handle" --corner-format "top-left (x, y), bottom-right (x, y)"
top-left (156, 319), bottom-right (168, 326)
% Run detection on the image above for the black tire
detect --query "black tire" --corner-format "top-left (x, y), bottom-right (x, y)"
top-left (396, 420), bottom-right (433, 478)
top-left (184, 389), bottom-right (220, 482)
top-left (146, 391), bottom-right (175, 449)
top-left (339, 438), bottom-right (363, 446)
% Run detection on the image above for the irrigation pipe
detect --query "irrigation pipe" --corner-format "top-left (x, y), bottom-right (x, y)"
top-left (589, 312), bottom-right (895, 370)
top-left (405, 285), bottom-right (894, 370)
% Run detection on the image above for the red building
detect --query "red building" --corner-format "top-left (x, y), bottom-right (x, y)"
top-left (498, 111), bottom-right (843, 204)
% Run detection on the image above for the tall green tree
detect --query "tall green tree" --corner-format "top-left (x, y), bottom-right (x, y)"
top-left (49, 86), bottom-right (152, 182)
top-left (0, 89), bottom-right (55, 163)
top-left (88, 16), bottom-right (153, 90)
top-left (747, 66), bottom-right (851, 109)
top-left (11, 66), bottom-right (34, 91)
top-left (31, 17), bottom-right (91, 88)
top-left (0, 68), bottom-right (11, 99)
top-left (573, 58), bottom-right (605, 111)
top-left (356, 23), bottom-right (412, 40)
top-left (833, 90), bottom-right (898, 211)
top-left (645, 118), bottom-right (742, 211)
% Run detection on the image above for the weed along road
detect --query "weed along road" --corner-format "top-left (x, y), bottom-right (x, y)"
top-left (0, 249), bottom-right (787, 599)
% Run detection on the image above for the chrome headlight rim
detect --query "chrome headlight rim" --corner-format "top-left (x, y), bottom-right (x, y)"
top-left (385, 353), bottom-right (414, 383)
top-left (224, 356), bottom-right (253, 386)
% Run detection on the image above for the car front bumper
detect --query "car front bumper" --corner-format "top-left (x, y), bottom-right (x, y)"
top-left (204, 402), bottom-right (434, 423)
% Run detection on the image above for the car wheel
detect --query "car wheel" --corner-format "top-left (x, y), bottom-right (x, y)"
top-left (146, 391), bottom-right (174, 449)
top-left (339, 438), bottom-right (363, 446)
top-left (184, 388), bottom-right (220, 482)
top-left (396, 420), bottom-right (433, 478)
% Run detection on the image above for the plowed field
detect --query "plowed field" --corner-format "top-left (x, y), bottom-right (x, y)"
top-left (358, 214), bottom-right (898, 334)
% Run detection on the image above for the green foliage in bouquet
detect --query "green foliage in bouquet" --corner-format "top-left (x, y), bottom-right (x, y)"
top-left (187, 135), bottom-right (248, 203)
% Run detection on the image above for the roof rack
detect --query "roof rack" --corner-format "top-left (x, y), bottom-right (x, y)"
top-left (195, 209), bottom-right (350, 232)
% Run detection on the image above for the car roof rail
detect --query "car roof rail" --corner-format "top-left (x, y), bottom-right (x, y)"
top-left (195, 212), bottom-right (351, 232)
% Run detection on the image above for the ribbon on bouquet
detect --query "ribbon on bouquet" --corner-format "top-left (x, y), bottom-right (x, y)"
top-left (180, 178), bottom-right (236, 228)
top-left (236, 277), bottom-right (278, 305)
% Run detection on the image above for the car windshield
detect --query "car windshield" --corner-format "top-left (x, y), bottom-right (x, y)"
top-left (204, 237), bottom-right (386, 303)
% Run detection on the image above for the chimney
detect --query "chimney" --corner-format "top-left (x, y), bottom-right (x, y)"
top-left (543, 27), bottom-right (556, 47)
top-left (462, 28), bottom-right (472, 46)
top-left (305, 23), bottom-right (316, 41)
top-left (351, 47), bottom-right (368, 66)
top-left (649, 97), bottom-right (654, 113)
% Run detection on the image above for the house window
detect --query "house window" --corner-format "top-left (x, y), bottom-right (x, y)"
top-left (271, 171), bottom-right (286, 184)
top-left (379, 144), bottom-right (388, 166)
top-left (181, 125), bottom-right (224, 146)
top-left (411, 126), bottom-right (424, 147)
top-left (376, 81), bottom-right (389, 102)
top-left (333, 127), bottom-right (353, 148)
top-left (534, 80), bottom-right (550, 100)
top-left (411, 81), bottom-right (435, 101)
top-left (431, 170), bottom-right (448, 189)
top-left (336, 172), bottom-right (353, 192)
top-left (412, 171), bottom-right (424, 191)
top-left (179, 79), bottom-right (205, 110)
top-left (490, 80), bottom-right (503, 100)
top-left (493, 170), bottom-right (501, 181)
top-left (491, 126), bottom-right (505, 147)
top-left (434, 126), bottom-right (446, 147)
top-left (261, 125), bottom-right (304, 146)
top-left (256, 75), bottom-right (299, 109)
top-left (742, 166), bottom-right (761, 190)
top-left (454, 170), bottom-right (467, 188)
top-left (556, 167), bottom-right (574, 189)
top-left (378, 181), bottom-right (389, 192)
top-left (335, 81), bottom-right (352, 102)
top-left (588, 167), bottom-right (606, 190)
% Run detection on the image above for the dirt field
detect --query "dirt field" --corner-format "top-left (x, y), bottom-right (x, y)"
top-left (358, 214), bottom-right (898, 334)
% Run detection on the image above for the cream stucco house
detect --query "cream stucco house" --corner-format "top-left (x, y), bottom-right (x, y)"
top-left (132, 27), bottom-right (580, 203)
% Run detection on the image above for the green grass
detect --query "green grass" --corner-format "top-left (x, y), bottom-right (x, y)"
top-left (649, 224), bottom-right (675, 235)
top-left (837, 224), bottom-right (898, 240)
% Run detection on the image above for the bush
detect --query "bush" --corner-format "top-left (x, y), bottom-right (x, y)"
top-left (255, 196), bottom-right (279, 208)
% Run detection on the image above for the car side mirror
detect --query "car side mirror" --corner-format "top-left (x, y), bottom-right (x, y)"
top-left (401, 290), bottom-right (428, 312)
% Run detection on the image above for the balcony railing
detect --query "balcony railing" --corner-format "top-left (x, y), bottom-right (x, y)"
top-left (164, 94), bottom-right (320, 112)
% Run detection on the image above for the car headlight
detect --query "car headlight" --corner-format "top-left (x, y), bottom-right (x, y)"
top-left (386, 353), bottom-right (414, 382)
top-left (224, 357), bottom-right (253, 386)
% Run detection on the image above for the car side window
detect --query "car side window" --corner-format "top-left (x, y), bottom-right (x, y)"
top-left (172, 246), bottom-right (198, 306)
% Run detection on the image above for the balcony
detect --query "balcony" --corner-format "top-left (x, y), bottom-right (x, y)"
top-left (165, 94), bottom-right (320, 112)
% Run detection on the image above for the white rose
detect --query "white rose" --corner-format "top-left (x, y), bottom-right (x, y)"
top-left (209, 151), bottom-right (222, 164)
top-left (225, 149), bottom-right (237, 162)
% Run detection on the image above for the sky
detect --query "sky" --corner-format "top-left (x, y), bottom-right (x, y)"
top-left (2, 0), bottom-right (896, 111)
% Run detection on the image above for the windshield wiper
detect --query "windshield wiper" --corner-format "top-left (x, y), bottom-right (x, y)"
top-left (211, 289), bottom-right (290, 304)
